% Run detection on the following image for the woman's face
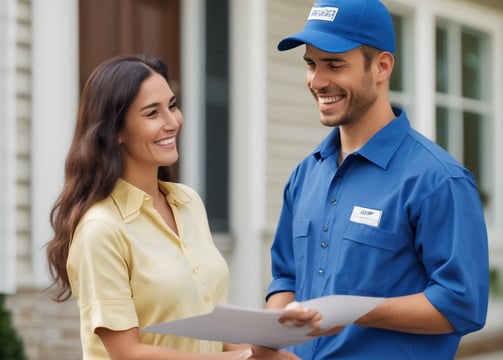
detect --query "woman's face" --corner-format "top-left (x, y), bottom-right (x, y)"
top-left (118, 72), bottom-right (183, 175)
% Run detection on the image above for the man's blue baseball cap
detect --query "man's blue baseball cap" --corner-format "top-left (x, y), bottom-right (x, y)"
top-left (277, 0), bottom-right (396, 54)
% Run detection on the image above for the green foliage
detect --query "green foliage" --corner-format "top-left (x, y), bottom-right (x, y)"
top-left (490, 267), bottom-right (503, 297)
top-left (0, 294), bottom-right (26, 360)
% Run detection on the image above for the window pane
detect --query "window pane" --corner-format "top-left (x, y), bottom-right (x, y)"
top-left (205, 0), bottom-right (229, 231)
top-left (436, 26), bottom-right (449, 93)
top-left (434, 21), bottom-right (491, 217)
top-left (205, 104), bottom-right (229, 231)
top-left (463, 111), bottom-right (481, 181)
top-left (462, 29), bottom-right (484, 100)
top-left (389, 14), bottom-right (403, 92)
top-left (463, 111), bottom-right (491, 207)
top-left (436, 107), bottom-right (449, 150)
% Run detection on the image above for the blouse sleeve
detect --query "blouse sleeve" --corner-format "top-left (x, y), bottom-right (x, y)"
top-left (67, 217), bottom-right (139, 333)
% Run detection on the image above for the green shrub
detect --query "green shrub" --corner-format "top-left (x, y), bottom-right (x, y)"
top-left (0, 294), bottom-right (26, 360)
top-left (490, 267), bottom-right (503, 297)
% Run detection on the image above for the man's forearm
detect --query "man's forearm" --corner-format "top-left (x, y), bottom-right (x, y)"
top-left (355, 293), bottom-right (454, 334)
top-left (266, 291), bottom-right (295, 310)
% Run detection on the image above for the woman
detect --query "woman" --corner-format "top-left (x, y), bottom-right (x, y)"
top-left (46, 54), bottom-right (298, 360)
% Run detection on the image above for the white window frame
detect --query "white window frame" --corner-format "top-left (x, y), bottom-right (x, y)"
top-left (181, 0), bottom-right (267, 307)
top-left (384, 0), bottom-right (503, 256)
top-left (434, 20), bottom-right (493, 221)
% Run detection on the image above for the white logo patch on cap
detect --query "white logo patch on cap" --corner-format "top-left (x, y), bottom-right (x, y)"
top-left (308, 7), bottom-right (339, 22)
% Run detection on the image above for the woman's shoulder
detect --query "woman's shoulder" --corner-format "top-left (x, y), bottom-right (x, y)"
top-left (76, 196), bottom-right (123, 234)
top-left (84, 196), bottom-right (117, 217)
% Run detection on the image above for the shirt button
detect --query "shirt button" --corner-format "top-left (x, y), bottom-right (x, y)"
top-left (322, 225), bottom-right (329, 232)
top-left (204, 296), bottom-right (210, 303)
top-left (318, 268), bottom-right (325, 275)
top-left (321, 241), bottom-right (328, 248)
top-left (331, 199), bottom-right (336, 205)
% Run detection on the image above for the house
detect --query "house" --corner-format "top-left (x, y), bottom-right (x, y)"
top-left (0, 0), bottom-right (501, 358)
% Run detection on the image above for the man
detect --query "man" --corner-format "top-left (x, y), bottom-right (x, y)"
top-left (265, 0), bottom-right (489, 358)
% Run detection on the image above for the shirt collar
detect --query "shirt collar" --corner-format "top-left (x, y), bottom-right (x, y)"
top-left (313, 107), bottom-right (410, 169)
top-left (111, 178), bottom-right (192, 222)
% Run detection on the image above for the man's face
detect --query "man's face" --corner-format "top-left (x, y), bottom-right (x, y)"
top-left (303, 45), bottom-right (377, 128)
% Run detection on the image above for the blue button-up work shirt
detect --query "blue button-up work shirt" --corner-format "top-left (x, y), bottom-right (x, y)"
top-left (267, 108), bottom-right (489, 359)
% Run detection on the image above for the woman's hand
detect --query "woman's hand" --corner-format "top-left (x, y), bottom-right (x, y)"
top-left (249, 346), bottom-right (300, 359)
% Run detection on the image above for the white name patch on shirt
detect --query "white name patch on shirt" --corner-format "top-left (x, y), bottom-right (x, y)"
top-left (350, 206), bottom-right (382, 227)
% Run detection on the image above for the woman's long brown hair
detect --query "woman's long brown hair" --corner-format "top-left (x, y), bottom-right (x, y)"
top-left (46, 54), bottom-right (173, 301)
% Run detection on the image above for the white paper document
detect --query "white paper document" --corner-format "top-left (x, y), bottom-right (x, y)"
top-left (142, 295), bottom-right (383, 349)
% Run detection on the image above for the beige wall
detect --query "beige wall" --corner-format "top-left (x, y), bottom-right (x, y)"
top-left (7, 1), bottom-right (74, 359)
top-left (262, 0), bottom-right (328, 296)
top-left (6, 1), bottom-right (81, 359)
top-left (464, 0), bottom-right (503, 11)
top-left (265, 0), bottom-right (330, 232)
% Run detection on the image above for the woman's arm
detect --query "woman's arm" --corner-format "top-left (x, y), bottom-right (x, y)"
top-left (96, 327), bottom-right (251, 360)
top-left (96, 327), bottom-right (300, 360)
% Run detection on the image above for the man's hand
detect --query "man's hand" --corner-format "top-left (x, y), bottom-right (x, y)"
top-left (278, 301), bottom-right (345, 337)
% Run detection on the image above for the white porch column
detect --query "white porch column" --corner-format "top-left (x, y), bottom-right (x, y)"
top-left (412, 4), bottom-right (436, 139)
top-left (229, 0), bottom-right (267, 307)
top-left (180, 0), bottom-right (205, 192)
top-left (31, 0), bottom-right (79, 286)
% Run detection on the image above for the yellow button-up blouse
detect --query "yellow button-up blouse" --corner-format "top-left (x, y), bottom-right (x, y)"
top-left (67, 179), bottom-right (229, 359)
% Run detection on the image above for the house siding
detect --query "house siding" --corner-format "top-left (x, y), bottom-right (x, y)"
top-left (265, 0), bottom-right (330, 233)
top-left (262, 0), bottom-right (331, 294)
top-left (15, 0), bottom-right (32, 286)
top-left (5, 1), bottom-right (82, 359)
top-left (3, 0), bottom-right (502, 359)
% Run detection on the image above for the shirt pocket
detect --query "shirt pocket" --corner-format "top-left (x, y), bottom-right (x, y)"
top-left (292, 219), bottom-right (310, 294)
top-left (336, 221), bottom-right (397, 296)
top-left (292, 219), bottom-right (310, 263)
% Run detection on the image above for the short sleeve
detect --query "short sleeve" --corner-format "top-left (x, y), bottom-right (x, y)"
top-left (67, 218), bottom-right (139, 333)
top-left (418, 178), bottom-right (489, 335)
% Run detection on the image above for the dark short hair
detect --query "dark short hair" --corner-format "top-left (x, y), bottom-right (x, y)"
top-left (360, 45), bottom-right (383, 71)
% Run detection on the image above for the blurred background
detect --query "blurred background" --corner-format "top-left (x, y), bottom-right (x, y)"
top-left (0, 0), bottom-right (502, 358)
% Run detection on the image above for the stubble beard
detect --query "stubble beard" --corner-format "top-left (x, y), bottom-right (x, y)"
top-left (319, 72), bottom-right (377, 128)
